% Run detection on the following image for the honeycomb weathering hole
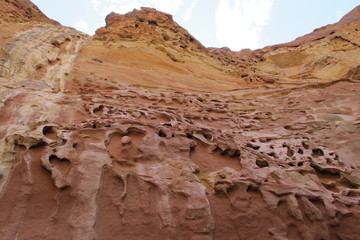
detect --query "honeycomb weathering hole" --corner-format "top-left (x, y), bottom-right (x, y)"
top-left (312, 148), bottom-right (324, 157)
top-left (256, 159), bottom-right (269, 168)
top-left (49, 155), bottom-right (71, 173)
top-left (43, 126), bottom-right (58, 140)
top-left (49, 155), bottom-right (71, 163)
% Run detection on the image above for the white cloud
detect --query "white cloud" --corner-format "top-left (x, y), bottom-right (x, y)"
top-left (92, 0), bottom-right (101, 10)
top-left (215, 0), bottom-right (274, 50)
top-left (336, 9), bottom-right (344, 16)
top-left (74, 19), bottom-right (90, 34)
top-left (182, 0), bottom-right (199, 21)
top-left (93, 0), bottom-right (185, 16)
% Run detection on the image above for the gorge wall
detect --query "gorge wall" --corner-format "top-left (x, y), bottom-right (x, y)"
top-left (0, 1), bottom-right (360, 239)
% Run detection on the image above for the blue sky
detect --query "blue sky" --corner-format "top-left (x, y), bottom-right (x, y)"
top-left (32, 0), bottom-right (359, 50)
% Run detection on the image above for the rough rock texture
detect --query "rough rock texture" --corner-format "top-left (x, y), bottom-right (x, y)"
top-left (0, 1), bottom-right (360, 240)
top-left (0, 25), bottom-right (88, 90)
top-left (0, 0), bottom-right (58, 24)
top-left (96, 7), bottom-right (205, 52)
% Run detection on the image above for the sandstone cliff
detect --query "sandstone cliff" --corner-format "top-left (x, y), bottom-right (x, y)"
top-left (0, 1), bottom-right (360, 240)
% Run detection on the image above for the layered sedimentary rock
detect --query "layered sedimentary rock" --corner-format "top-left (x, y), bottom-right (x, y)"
top-left (0, 1), bottom-right (360, 239)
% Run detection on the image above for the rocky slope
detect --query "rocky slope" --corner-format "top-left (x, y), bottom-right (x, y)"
top-left (0, 1), bottom-right (359, 239)
top-left (0, 0), bottom-right (58, 24)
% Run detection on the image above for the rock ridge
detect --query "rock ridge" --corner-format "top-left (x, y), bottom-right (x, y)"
top-left (95, 7), bottom-right (205, 53)
top-left (0, 0), bottom-right (58, 24)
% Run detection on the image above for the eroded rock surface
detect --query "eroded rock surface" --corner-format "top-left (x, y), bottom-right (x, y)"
top-left (0, 1), bottom-right (360, 240)
top-left (0, 25), bottom-right (89, 90)
top-left (0, 0), bottom-right (58, 24)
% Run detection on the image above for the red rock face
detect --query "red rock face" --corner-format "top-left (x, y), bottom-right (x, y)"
top-left (0, 0), bottom-right (58, 24)
top-left (0, 1), bottom-right (360, 240)
top-left (96, 7), bottom-right (205, 52)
